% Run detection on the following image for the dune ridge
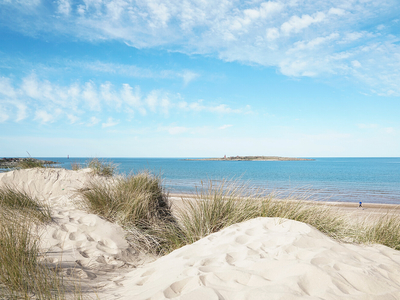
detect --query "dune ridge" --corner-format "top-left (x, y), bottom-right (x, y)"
top-left (1, 168), bottom-right (400, 299)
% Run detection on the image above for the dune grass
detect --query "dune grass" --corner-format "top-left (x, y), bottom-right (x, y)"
top-left (0, 186), bottom-right (52, 223)
top-left (16, 158), bottom-right (50, 169)
top-left (78, 176), bottom-right (350, 254)
top-left (171, 180), bottom-right (349, 247)
top-left (79, 172), bottom-right (400, 254)
top-left (71, 162), bottom-right (82, 171)
top-left (355, 213), bottom-right (400, 250)
top-left (79, 171), bottom-right (177, 254)
top-left (86, 158), bottom-right (116, 177)
top-left (79, 171), bottom-right (172, 226)
top-left (0, 186), bottom-right (81, 299)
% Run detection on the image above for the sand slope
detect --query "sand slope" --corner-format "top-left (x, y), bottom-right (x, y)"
top-left (0, 168), bottom-right (152, 296)
top-left (2, 168), bottom-right (400, 299)
top-left (118, 218), bottom-right (400, 300)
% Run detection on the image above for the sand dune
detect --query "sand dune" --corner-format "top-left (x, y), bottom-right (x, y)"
top-left (1, 168), bottom-right (400, 299)
top-left (118, 217), bottom-right (400, 299)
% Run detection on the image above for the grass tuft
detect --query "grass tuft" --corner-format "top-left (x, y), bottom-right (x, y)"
top-left (79, 171), bottom-right (177, 254)
top-left (356, 213), bottom-right (400, 250)
top-left (0, 186), bottom-right (63, 299)
top-left (17, 158), bottom-right (48, 169)
top-left (0, 186), bottom-right (83, 299)
top-left (87, 158), bottom-right (116, 176)
top-left (71, 162), bottom-right (82, 171)
top-left (79, 171), bottom-right (172, 226)
top-left (173, 181), bottom-right (348, 247)
top-left (79, 174), bottom-right (400, 256)
top-left (0, 185), bottom-right (52, 223)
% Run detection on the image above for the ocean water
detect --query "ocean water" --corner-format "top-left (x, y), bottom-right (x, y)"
top-left (24, 157), bottom-right (400, 205)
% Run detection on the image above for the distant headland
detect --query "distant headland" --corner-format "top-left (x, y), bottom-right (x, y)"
top-left (185, 156), bottom-right (314, 161)
top-left (0, 158), bottom-right (57, 169)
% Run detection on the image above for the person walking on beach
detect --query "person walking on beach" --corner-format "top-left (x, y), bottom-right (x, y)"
top-left (359, 201), bottom-right (362, 208)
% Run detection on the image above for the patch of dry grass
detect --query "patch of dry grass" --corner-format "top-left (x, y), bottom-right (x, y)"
top-left (0, 186), bottom-right (82, 299)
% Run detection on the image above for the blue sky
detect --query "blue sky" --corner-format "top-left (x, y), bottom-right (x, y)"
top-left (0, 0), bottom-right (399, 157)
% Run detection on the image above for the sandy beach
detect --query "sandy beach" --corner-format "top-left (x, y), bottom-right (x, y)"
top-left (1, 168), bottom-right (400, 299)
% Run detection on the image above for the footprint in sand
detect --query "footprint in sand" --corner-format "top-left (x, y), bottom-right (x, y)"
top-left (163, 277), bottom-right (201, 299)
top-left (78, 215), bottom-right (97, 227)
top-left (69, 231), bottom-right (87, 241)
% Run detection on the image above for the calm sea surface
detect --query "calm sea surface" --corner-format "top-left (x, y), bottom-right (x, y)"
top-left (11, 157), bottom-right (395, 205)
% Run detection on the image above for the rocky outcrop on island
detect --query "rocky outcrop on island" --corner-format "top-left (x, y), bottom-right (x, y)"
top-left (186, 156), bottom-right (314, 161)
top-left (0, 157), bottom-right (57, 169)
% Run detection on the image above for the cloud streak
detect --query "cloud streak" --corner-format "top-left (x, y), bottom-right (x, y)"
top-left (1, 0), bottom-right (399, 95)
top-left (0, 74), bottom-right (246, 125)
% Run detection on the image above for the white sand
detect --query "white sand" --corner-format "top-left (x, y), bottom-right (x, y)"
top-left (117, 218), bottom-right (400, 299)
top-left (0, 168), bottom-right (153, 297)
top-left (2, 168), bottom-right (400, 299)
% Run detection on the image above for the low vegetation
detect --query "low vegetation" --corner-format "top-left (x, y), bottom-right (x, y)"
top-left (3, 168), bottom-right (400, 298)
top-left (79, 173), bottom-right (400, 254)
top-left (79, 171), bottom-right (171, 226)
top-left (71, 161), bottom-right (82, 171)
top-left (86, 158), bottom-right (116, 176)
top-left (0, 186), bottom-right (79, 299)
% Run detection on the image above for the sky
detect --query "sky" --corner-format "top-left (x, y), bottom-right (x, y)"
top-left (0, 0), bottom-right (399, 158)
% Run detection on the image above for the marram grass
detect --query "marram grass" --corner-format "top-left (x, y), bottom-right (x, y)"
top-left (0, 186), bottom-right (82, 300)
top-left (78, 174), bottom-right (400, 255)
top-left (86, 158), bottom-right (117, 177)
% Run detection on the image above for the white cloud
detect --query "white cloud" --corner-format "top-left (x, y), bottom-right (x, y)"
top-left (357, 123), bottom-right (378, 129)
top-left (145, 90), bottom-right (158, 112)
top-left (385, 127), bottom-right (395, 134)
top-left (2, 0), bottom-right (399, 95)
top-left (100, 82), bottom-right (121, 108)
top-left (102, 117), bottom-right (119, 128)
top-left (82, 81), bottom-right (101, 111)
top-left (167, 126), bottom-right (189, 135)
top-left (22, 74), bottom-right (40, 99)
top-left (184, 101), bottom-right (242, 114)
top-left (0, 77), bottom-right (17, 98)
top-left (67, 114), bottom-right (79, 124)
top-left (15, 103), bottom-right (27, 121)
top-left (377, 24), bottom-right (385, 30)
top-left (351, 60), bottom-right (362, 68)
top-left (219, 124), bottom-right (233, 130)
top-left (328, 8), bottom-right (345, 16)
top-left (34, 110), bottom-right (54, 124)
top-left (281, 12), bottom-right (325, 35)
top-left (87, 116), bottom-right (100, 127)
top-left (121, 84), bottom-right (143, 112)
top-left (160, 97), bottom-right (170, 115)
top-left (57, 0), bottom-right (71, 15)
top-left (289, 33), bottom-right (339, 52)
top-left (181, 70), bottom-right (199, 85)
top-left (266, 27), bottom-right (279, 41)
top-left (0, 106), bottom-right (9, 123)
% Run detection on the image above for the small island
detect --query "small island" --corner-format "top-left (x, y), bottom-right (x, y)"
top-left (0, 157), bottom-right (57, 169)
top-left (185, 156), bottom-right (314, 161)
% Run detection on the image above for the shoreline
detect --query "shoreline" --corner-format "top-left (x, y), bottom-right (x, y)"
top-left (169, 192), bottom-right (400, 222)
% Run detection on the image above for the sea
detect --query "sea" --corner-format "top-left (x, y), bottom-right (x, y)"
top-left (5, 157), bottom-right (397, 205)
